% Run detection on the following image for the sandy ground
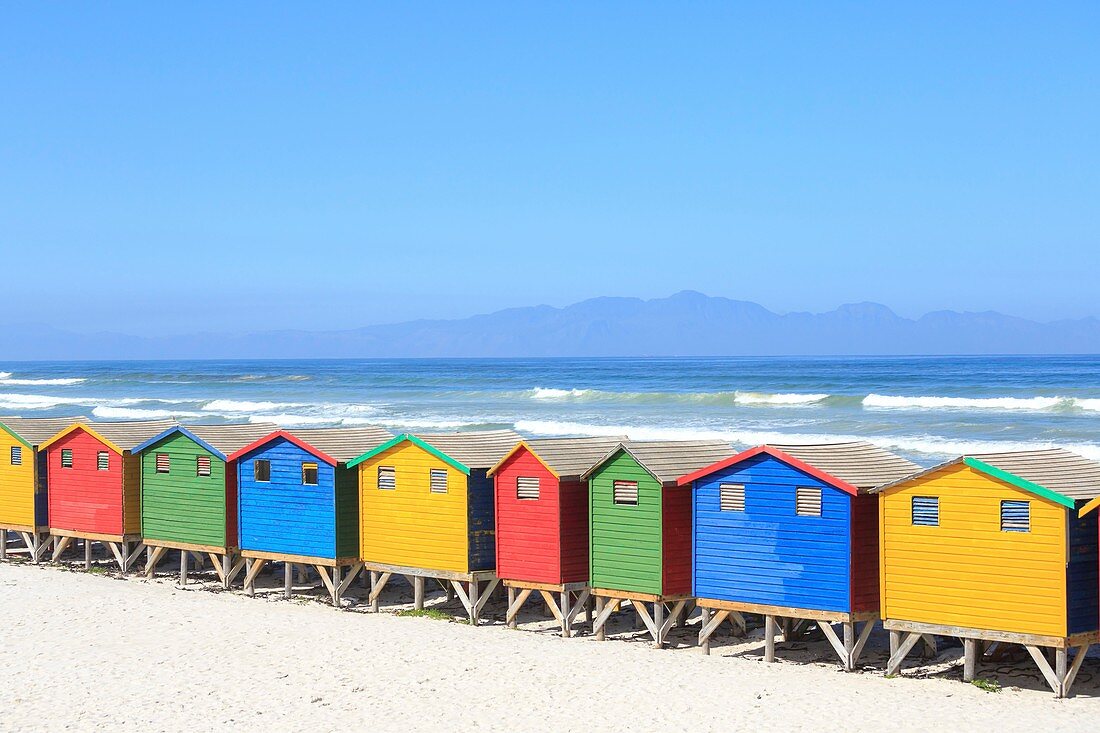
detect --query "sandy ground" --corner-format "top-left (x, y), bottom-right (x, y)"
top-left (1, 555), bottom-right (1099, 732)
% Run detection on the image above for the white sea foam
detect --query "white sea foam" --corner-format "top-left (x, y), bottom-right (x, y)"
top-left (733, 391), bottom-right (830, 406)
top-left (0, 372), bottom-right (10, 379)
top-left (863, 394), bottom-right (1067, 411)
top-left (0, 393), bottom-right (92, 410)
top-left (385, 418), bottom-right (475, 430)
top-left (0, 374), bottom-right (86, 386)
top-left (513, 419), bottom-right (1100, 463)
top-left (92, 406), bottom-right (204, 419)
top-left (202, 399), bottom-right (303, 413)
top-left (530, 387), bottom-right (593, 400)
top-left (1075, 399), bottom-right (1100, 412)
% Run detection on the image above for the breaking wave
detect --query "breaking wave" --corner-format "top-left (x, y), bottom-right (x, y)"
top-left (0, 372), bottom-right (86, 386)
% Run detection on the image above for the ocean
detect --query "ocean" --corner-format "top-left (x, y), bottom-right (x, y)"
top-left (2, 356), bottom-right (1100, 466)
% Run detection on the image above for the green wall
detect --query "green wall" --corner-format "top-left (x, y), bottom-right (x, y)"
top-left (589, 450), bottom-right (663, 594)
top-left (141, 432), bottom-right (227, 548)
top-left (333, 465), bottom-right (360, 559)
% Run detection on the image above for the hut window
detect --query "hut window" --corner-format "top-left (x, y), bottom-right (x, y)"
top-left (517, 476), bottom-right (540, 500)
top-left (378, 466), bottom-right (396, 490)
top-left (795, 487), bottom-right (822, 516)
top-left (254, 459), bottom-right (271, 483)
top-left (912, 496), bottom-right (939, 526)
top-left (302, 462), bottom-right (318, 486)
top-left (10, 446), bottom-right (21, 466)
top-left (61, 449), bottom-right (73, 468)
top-left (155, 453), bottom-right (170, 474)
top-left (97, 451), bottom-right (109, 471)
top-left (719, 483), bottom-right (745, 512)
top-left (196, 456), bottom-right (212, 477)
top-left (430, 468), bottom-right (448, 494)
top-left (1001, 500), bottom-right (1030, 533)
top-left (613, 480), bottom-right (638, 506)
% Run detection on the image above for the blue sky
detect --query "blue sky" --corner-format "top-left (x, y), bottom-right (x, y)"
top-left (1, 4), bottom-right (1097, 335)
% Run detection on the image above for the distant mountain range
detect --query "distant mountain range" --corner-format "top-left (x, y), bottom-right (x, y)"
top-left (5, 291), bottom-right (1100, 359)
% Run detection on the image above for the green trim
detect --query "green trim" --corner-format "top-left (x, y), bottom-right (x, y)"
top-left (963, 457), bottom-right (1075, 509)
top-left (0, 421), bottom-right (33, 450)
top-left (345, 433), bottom-right (470, 474)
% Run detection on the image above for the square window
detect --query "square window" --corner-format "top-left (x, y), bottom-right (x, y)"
top-left (719, 483), bottom-right (745, 512)
top-left (517, 476), bottom-right (540, 500)
top-left (912, 496), bottom-right (939, 526)
top-left (302, 462), bottom-right (318, 486)
top-left (196, 456), bottom-right (211, 477)
top-left (613, 480), bottom-right (638, 506)
top-left (10, 446), bottom-right (22, 466)
top-left (155, 453), bottom-right (170, 474)
top-left (1001, 500), bottom-right (1030, 532)
top-left (97, 451), bottom-right (109, 471)
top-left (429, 468), bottom-right (448, 494)
top-left (254, 459), bottom-right (271, 483)
top-left (61, 449), bottom-right (73, 468)
top-left (795, 487), bottom-right (821, 516)
top-left (378, 466), bottom-right (396, 490)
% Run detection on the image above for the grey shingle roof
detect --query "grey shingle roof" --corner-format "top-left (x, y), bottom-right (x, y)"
top-left (583, 440), bottom-right (736, 485)
top-left (415, 430), bottom-right (524, 469)
top-left (85, 420), bottom-right (180, 452)
top-left (517, 436), bottom-right (628, 481)
top-left (186, 423), bottom-right (281, 456)
top-left (291, 426), bottom-right (395, 463)
top-left (768, 441), bottom-right (922, 492)
top-left (966, 448), bottom-right (1100, 500)
top-left (0, 416), bottom-right (89, 447)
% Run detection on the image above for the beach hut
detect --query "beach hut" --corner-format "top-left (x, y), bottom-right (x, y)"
top-left (486, 436), bottom-right (625, 636)
top-left (676, 442), bottom-right (919, 668)
top-left (225, 426), bottom-right (393, 606)
top-left (349, 429), bottom-right (522, 624)
top-left (132, 422), bottom-right (278, 587)
top-left (39, 419), bottom-right (177, 571)
top-left (874, 448), bottom-right (1100, 697)
top-left (0, 416), bottom-right (87, 563)
top-left (579, 440), bottom-right (736, 647)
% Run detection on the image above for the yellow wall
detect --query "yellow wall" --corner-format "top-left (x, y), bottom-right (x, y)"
top-left (358, 442), bottom-right (469, 573)
top-left (880, 463), bottom-right (1068, 637)
top-left (0, 432), bottom-right (37, 529)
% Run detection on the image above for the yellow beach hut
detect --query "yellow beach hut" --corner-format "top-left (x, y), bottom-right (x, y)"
top-left (874, 448), bottom-right (1100, 697)
top-left (0, 417), bottom-right (87, 562)
top-left (349, 429), bottom-right (521, 624)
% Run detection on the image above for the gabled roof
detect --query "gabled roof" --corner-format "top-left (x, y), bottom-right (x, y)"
top-left (226, 426), bottom-right (394, 466)
top-left (677, 441), bottom-right (920, 495)
top-left (580, 440), bottom-right (735, 486)
top-left (347, 429), bottom-right (523, 473)
top-left (0, 416), bottom-right (90, 449)
top-left (131, 423), bottom-right (280, 461)
top-left (486, 436), bottom-right (627, 480)
top-left (873, 448), bottom-right (1100, 510)
top-left (38, 420), bottom-right (178, 454)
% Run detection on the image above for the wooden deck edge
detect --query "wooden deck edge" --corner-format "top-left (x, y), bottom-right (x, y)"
top-left (695, 598), bottom-right (876, 623)
top-left (49, 530), bottom-right (142, 543)
top-left (143, 539), bottom-right (228, 554)
top-left (240, 550), bottom-right (360, 567)
top-left (0, 523), bottom-right (46, 533)
top-left (590, 588), bottom-right (693, 604)
top-left (502, 579), bottom-right (589, 592)
top-left (361, 561), bottom-right (497, 583)
top-left (882, 619), bottom-right (1098, 649)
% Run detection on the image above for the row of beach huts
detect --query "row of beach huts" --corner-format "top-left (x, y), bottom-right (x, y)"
top-left (1, 416), bottom-right (1099, 697)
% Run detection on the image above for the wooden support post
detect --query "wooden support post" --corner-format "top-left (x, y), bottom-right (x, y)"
top-left (413, 576), bottom-right (425, 610)
top-left (469, 580), bottom-right (481, 626)
top-left (963, 638), bottom-right (977, 682)
top-left (585, 594), bottom-right (593, 626)
top-left (843, 622), bottom-right (855, 672)
top-left (1056, 647), bottom-right (1069, 698)
top-left (446, 583), bottom-right (455, 603)
top-left (594, 597), bottom-right (606, 640)
top-left (330, 566), bottom-right (343, 607)
top-left (700, 606), bottom-right (712, 655)
top-left (781, 616), bottom-right (792, 643)
top-left (652, 601), bottom-right (665, 649)
top-left (1064, 644), bottom-right (1090, 698)
top-left (370, 571), bottom-right (381, 612)
top-left (180, 551), bottom-right (189, 586)
top-left (887, 631), bottom-right (923, 676)
top-left (561, 591), bottom-right (572, 638)
top-left (1, 529), bottom-right (7, 560)
top-left (507, 587), bottom-right (517, 628)
top-left (51, 535), bottom-right (73, 563)
top-left (764, 615), bottom-right (777, 663)
top-left (84, 539), bottom-right (92, 570)
top-left (284, 563), bottom-right (293, 599)
top-left (921, 634), bottom-right (937, 658)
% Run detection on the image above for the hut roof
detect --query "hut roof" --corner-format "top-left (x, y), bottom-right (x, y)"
top-left (487, 436), bottom-right (627, 480)
top-left (37, 420), bottom-right (179, 453)
top-left (131, 423), bottom-right (281, 460)
top-left (0, 416), bottom-right (90, 448)
top-left (582, 440), bottom-right (735, 486)
top-left (415, 430), bottom-right (525, 470)
top-left (874, 447), bottom-right (1100, 509)
top-left (285, 426), bottom-right (395, 462)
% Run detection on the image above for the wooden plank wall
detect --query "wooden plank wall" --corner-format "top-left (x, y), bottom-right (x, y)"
top-left (494, 449), bottom-right (561, 583)
top-left (140, 432), bottom-right (227, 548)
top-left (589, 450), bottom-right (663, 595)
top-left (46, 430), bottom-right (124, 535)
top-left (0, 432), bottom-right (35, 527)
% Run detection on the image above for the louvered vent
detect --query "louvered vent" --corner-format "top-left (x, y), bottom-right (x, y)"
top-left (430, 468), bottom-right (448, 494)
top-left (912, 496), bottom-right (939, 526)
top-left (97, 451), bottom-right (109, 471)
top-left (795, 487), bottom-right (821, 516)
top-left (613, 480), bottom-right (638, 506)
top-left (719, 483), bottom-right (745, 512)
top-left (61, 449), bottom-right (73, 468)
top-left (10, 446), bottom-right (22, 466)
top-left (517, 476), bottom-right (540, 500)
top-left (378, 466), bottom-right (396, 490)
top-left (196, 456), bottom-right (211, 477)
top-left (155, 453), bottom-right (170, 473)
top-left (1001, 500), bottom-right (1030, 533)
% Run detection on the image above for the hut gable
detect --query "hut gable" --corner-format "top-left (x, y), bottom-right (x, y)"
top-left (0, 417), bottom-right (85, 530)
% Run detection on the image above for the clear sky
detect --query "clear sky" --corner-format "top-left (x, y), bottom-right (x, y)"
top-left (1, 3), bottom-right (1097, 335)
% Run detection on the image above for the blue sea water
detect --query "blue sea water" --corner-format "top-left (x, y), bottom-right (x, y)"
top-left (2, 356), bottom-right (1100, 466)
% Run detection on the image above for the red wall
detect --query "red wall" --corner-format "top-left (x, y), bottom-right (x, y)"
top-left (558, 480), bottom-right (589, 584)
top-left (494, 449), bottom-right (562, 584)
top-left (47, 430), bottom-right (124, 536)
top-left (225, 459), bottom-right (239, 549)
top-left (849, 493), bottom-right (880, 613)
top-left (661, 486), bottom-right (693, 596)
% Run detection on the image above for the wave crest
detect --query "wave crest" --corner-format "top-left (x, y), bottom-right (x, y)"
top-left (863, 394), bottom-right (1068, 411)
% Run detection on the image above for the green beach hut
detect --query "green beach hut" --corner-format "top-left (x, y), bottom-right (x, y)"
top-left (135, 422), bottom-right (277, 586)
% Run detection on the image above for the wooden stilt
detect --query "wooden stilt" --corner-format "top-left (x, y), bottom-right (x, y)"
top-left (700, 606), bottom-right (712, 655)
top-left (764, 615), bottom-right (777, 663)
top-left (1, 529), bottom-right (7, 560)
top-left (284, 563), bottom-right (293, 598)
top-left (963, 638), bottom-right (977, 682)
top-left (51, 535), bottom-right (73, 563)
top-left (507, 587), bottom-right (518, 628)
top-left (180, 550), bottom-right (189, 585)
top-left (561, 591), bottom-right (572, 638)
top-left (84, 539), bottom-right (92, 570)
top-left (370, 571), bottom-right (381, 612)
top-left (843, 623), bottom-right (855, 672)
top-left (595, 597), bottom-right (607, 641)
top-left (413, 576), bottom-right (425, 610)
top-left (469, 579), bottom-right (480, 626)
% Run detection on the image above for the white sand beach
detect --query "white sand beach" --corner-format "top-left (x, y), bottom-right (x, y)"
top-left (0, 558), bottom-right (1097, 732)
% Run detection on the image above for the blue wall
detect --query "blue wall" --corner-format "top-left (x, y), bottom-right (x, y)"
top-left (467, 469), bottom-right (495, 572)
top-left (237, 437), bottom-right (337, 559)
top-left (693, 453), bottom-right (852, 613)
top-left (1067, 500), bottom-right (1099, 635)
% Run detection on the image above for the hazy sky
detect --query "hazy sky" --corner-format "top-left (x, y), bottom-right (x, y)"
top-left (1, 4), bottom-right (1097, 335)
